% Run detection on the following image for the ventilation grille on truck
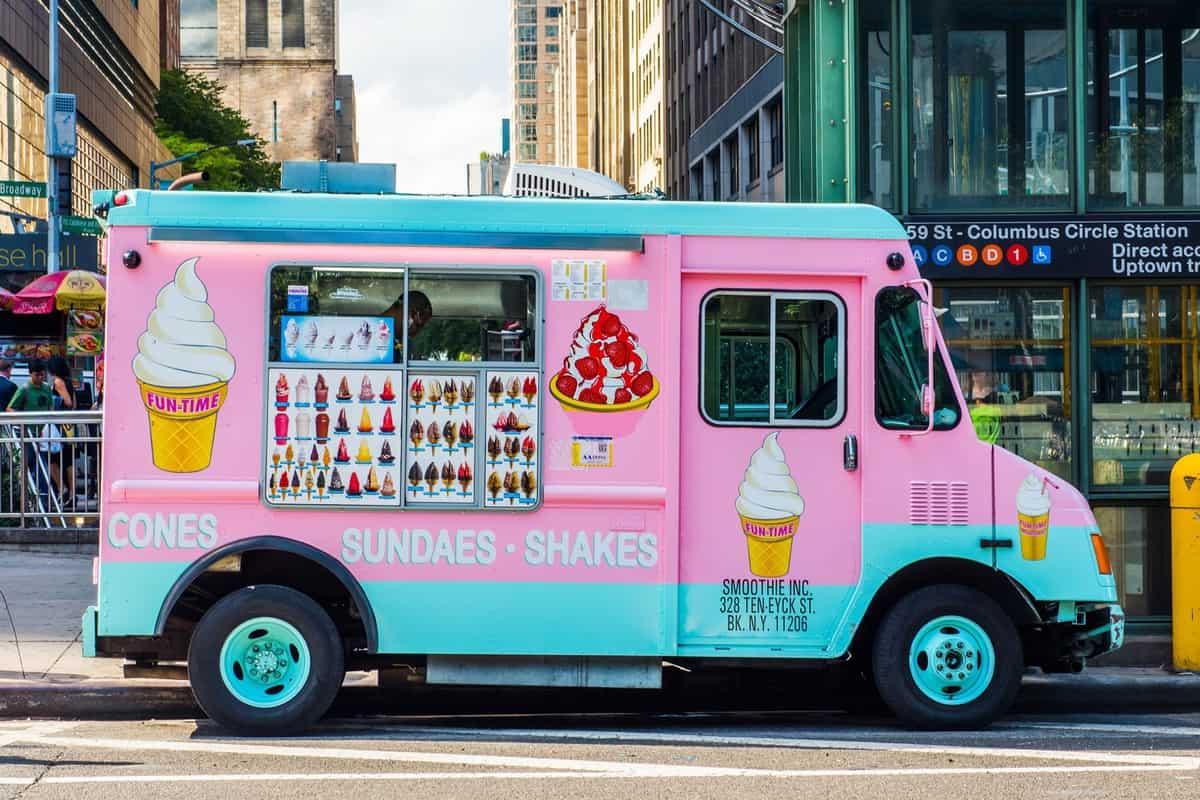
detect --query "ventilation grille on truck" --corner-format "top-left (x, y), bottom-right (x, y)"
top-left (909, 481), bottom-right (969, 526)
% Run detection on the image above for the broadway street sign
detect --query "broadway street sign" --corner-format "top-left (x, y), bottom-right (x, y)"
top-left (0, 180), bottom-right (46, 199)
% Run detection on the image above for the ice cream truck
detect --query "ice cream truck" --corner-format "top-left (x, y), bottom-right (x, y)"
top-left (84, 187), bottom-right (1123, 733)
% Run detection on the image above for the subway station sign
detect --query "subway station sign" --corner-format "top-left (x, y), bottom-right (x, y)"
top-left (905, 217), bottom-right (1200, 279)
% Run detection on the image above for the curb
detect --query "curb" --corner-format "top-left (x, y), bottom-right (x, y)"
top-left (0, 680), bottom-right (197, 719)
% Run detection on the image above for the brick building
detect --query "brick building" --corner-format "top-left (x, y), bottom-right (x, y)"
top-left (0, 0), bottom-right (176, 261)
top-left (663, 0), bottom-right (784, 201)
top-left (511, 0), bottom-right (563, 164)
top-left (181, 0), bottom-right (357, 163)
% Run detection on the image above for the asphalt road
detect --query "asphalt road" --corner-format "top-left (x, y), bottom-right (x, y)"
top-left (2, 710), bottom-right (1199, 799)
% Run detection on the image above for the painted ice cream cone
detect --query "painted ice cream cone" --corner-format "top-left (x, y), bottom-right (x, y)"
top-left (133, 261), bottom-right (236, 473)
top-left (461, 381), bottom-right (475, 406)
top-left (736, 433), bottom-right (805, 578)
top-left (1017, 473), bottom-right (1052, 561)
top-left (444, 379), bottom-right (458, 407)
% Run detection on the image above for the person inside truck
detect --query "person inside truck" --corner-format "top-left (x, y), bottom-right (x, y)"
top-left (382, 290), bottom-right (433, 358)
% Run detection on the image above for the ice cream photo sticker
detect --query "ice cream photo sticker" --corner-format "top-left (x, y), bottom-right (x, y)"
top-left (133, 258), bottom-right (236, 473)
top-left (550, 305), bottom-right (658, 412)
top-left (1017, 473), bottom-right (1054, 561)
top-left (736, 433), bottom-right (805, 577)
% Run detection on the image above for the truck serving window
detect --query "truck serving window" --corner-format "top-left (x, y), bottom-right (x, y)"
top-left (264, 264), bottom-right (542, 511)
top-left (875, 286), bottom-right (961, 431)
top-left (701, 291), bottom-right (845, 426)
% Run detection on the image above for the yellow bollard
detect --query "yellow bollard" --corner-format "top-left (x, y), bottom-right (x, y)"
top-left (1171, 454), bottom-right (1200, 670)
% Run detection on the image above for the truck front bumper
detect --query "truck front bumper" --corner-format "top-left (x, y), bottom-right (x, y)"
top-left (1078, 602), bottom-right (1125, 658)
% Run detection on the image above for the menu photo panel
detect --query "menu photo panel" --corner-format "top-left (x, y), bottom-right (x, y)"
top-left (404, 373), bottom-right (478, 505)
top-left (484, 370), bottom-right (540, 508)
top-left (265, 367), bottom-right (403, 507)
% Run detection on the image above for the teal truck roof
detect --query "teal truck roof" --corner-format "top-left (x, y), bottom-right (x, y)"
top-left (96, 190), bottom-right (906, 248)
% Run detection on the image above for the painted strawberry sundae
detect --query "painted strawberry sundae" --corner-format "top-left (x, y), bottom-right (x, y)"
top-left (551, 306), bottom-right (657, 411)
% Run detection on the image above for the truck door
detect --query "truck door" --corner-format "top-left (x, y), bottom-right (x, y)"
top-left (677, 278), bottom-right (863, 656)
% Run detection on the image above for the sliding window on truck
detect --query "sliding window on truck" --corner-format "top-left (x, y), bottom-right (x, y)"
top-left (701, 291), bottom-right (846, 426)
top-left (263, 264), bottom-right (542, 510)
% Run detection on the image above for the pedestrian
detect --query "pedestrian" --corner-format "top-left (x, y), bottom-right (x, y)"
top-left (46, 356), bottom-right (77, 507)
top-left (7, 358), bottom-right (54, 508)
top-left (7, 358), bottom-right (53, 412)
top-left (0, 359), bottom-right (16, 411)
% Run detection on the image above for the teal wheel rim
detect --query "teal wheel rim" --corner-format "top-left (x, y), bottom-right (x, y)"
top-left (907, 615), bottom-right (995, 706)
top-left (219, 617), bottom-right (312, 709)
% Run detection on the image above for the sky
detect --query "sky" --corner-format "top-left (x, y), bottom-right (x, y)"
top-left (339, 1), bottom-right (511, 195)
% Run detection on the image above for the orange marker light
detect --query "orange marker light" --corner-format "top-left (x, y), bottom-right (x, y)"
top-left (1091, 533), bottom-right (1112, 575)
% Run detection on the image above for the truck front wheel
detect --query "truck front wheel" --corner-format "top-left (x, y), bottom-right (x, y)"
top-left (872, 585), bottom-right (1022, 729)
top-left (188, 585), bottom-right (344, 735)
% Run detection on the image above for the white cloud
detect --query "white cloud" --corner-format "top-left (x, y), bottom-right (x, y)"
top-left (339, 1), bottom-right (511, 194)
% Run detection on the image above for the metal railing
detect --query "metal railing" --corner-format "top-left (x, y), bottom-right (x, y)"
top-left (0, 410), bottom-right (102, 531)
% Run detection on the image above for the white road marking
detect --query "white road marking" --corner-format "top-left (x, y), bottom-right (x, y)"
top-left (360, 725), bottom-right (1200, 769)
top-left (1006, 721), bottom-right (1200, 738)
top-left (0, 764), bottom-right (1189, 786)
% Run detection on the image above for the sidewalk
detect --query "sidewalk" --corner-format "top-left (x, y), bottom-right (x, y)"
top-left (4, 547), bottom-right (1200, 720)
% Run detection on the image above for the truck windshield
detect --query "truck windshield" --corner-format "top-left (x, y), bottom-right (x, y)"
top-left (876, 286), bottom-right (961, 431)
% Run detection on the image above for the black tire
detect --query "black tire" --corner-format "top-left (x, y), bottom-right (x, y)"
top-left (872, 584), bottom-right (1022, 730)
top-left (188, 585), bottom-right (344, 735)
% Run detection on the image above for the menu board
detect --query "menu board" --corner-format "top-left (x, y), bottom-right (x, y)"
top-left (483, 370), bottom-right (540, 508)
top-left (403, 374), bottom-right (478, 505)
top-left (280, 315), bottom-right (395, 364)
top-left (265, 367), bottom-right (402, 507)
top-left (66, 309), bottom-right (104, 356)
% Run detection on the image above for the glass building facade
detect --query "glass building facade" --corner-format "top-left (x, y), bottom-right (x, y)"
top-left (788, 0), bottom-right (1200, 626)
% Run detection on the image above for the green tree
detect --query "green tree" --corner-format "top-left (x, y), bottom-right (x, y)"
top-left (154, 69), bottom-right (280, 191)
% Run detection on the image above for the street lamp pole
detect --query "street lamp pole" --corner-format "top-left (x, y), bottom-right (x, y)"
top-left (46, 0), bottom-right (60, 273)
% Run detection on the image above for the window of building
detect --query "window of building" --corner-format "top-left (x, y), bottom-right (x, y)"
top-left (858, 0), bottom-right (893, 208)
top-left (517, 7), bottom-right (537, 24)
top-left (1089, 284), bottom-right (1200, 488)
top-left (690, 163), bottom-right (704, 200)
top-left (180, 0), bottom-right (217, 58)
top-left (518, 24), bottom-right (538, 42)
top-left (746, 115), bottom-right (760, 185)
top-left (768, 97), bottom-right (783, 169)
top-left (545, 25), bottom-right (559, 39)
top-left (282, 0), bottom-right (305, 48)
top-left (910, 0), bottom-right (1069, 211)
top-left (546, 5), bottom-right (562, 17)
top-left (1093, 504), bottom-right (1171, 617)
top-left (1087, 2), bottom-right (1200, 208)
top-left (516, 44), bottom-right (538, 61)
top-left (520, 122), bottom-right (537, 141)
top-left (701, 292), bottom-right (846, 426)
top-left (935, 285), bottom-right (1073, 481)
top-left (518, 103), bottom-right (538, 121)
top-left (246, 0), bottom-right (268, 48)
top-left (546, 43), bottom-right (560, 54)
top-left (519, 143), bottom-right (537, 160)
top-left (518, 82), bottom-right (537, 99)
top-left (876, 286), bottom-right (962, 431)
top-left (518, 63), bottom-right (536, 80)
top-left (724, 134), bottom-right (738, 197)
top-left (708, 151), bottom-right (720, 200)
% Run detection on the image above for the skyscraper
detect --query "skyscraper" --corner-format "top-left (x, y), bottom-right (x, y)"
top-left (511, 0), bottom-right (563, 164)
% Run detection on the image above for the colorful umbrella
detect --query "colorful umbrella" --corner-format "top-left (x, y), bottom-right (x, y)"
top-left (11, 270), bottom-right (106, 314)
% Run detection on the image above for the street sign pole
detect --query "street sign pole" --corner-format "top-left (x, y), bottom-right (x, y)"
top-left (46, 0), bottom-right (60, 274)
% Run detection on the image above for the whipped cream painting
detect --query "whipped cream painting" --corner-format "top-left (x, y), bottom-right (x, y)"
top-left (134, 258), bottom-right (236, 473)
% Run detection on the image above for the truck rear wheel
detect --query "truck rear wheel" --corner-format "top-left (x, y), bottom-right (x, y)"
top-left (872, 585), bottom-right (1022, 729)
top-left (188, 585), bottom-right (344, 735)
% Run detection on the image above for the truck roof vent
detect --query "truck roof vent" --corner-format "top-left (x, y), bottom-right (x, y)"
top-left (909, 481), bottom-right (969, 526)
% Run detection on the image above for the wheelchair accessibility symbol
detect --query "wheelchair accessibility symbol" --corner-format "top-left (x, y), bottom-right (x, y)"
top-left (1032, 245), bottom-right (1053, 265)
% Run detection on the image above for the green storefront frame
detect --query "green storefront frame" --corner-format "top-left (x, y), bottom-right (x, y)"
top-left (785, 0), bottom-right (1200, 628)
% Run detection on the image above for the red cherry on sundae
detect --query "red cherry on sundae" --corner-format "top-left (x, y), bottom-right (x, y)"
top-left (631, 371), bottom-right (655, 397)
top-left (577, 357), bottom-right (600, 379)
top-left (614, 388), bottom-right (633, 404)
top-left (556, 373), bottom-right (578, 396)
top-left (598, 312), bottom-right (621, 337)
